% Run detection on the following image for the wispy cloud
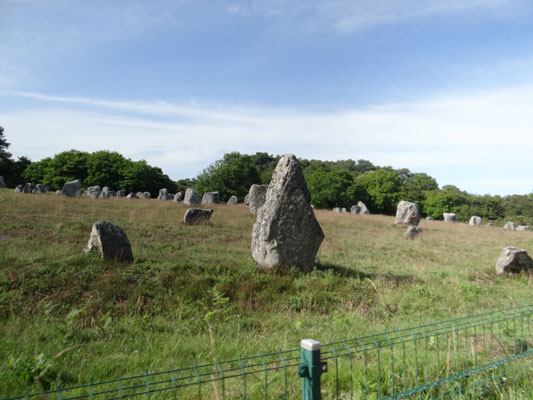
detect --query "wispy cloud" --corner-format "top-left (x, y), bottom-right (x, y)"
top-left (3, 84), bottom-right (533, 195)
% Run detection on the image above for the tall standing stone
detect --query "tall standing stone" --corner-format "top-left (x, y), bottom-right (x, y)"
top-left (504, 221), bottom-right (517, 230)
top-left (158, 188), bottom-right (172, 200)
top-left (201, 191), bottom-right (219, 205)
top-left (32, 184), bottom-right (45, 194)
top-left (248, 184), bottom-right (268, 215)
top-left (87, 186), bottom-right (102, 199)
top-left (184, 188), bottom-right (201, 206)
top-left (84, 221), bottom-right (133, 262)
top-left (227, 195), bottom-right (238, 204)
top-left (14, 185), bottom-right (23, 193)
top-left (22, 183), bottom-right (34, 193)
top-left (0, 176), bottom-right (5, 188)
top-left (443, 213), bottom-right (457, 223)
top-left (244, 194), bottom-right (250, 205)
top-left (358, 201), bottom-right (370, 214)
top-left (395, 201), bottom-right (420, 226)
top-left (350, 205), bottom-right (361, 214)
top-left (174, 192), bottom-right (183, 202)
top-left (252, 154), bottom-right (324, 271)
top-left (63, 180), bottom-right (81, 197)
top-left (469, 216), bottom-right (482, 226)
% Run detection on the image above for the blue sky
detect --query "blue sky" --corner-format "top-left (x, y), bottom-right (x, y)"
top-left (2, 0), bottom-right (533, 195)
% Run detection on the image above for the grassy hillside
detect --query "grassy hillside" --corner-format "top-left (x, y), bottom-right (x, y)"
top-left (0, 189), bottom-right (532, 396)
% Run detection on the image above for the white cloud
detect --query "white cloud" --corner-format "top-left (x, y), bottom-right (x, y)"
top-left (2, 84), bottom-right (533, 195)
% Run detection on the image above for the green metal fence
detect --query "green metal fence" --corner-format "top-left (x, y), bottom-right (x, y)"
top-left (4, 305), bottom-right (533, 400)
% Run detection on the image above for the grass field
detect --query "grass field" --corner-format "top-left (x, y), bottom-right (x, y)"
top-left (0, 189), bottom-right (532, 397)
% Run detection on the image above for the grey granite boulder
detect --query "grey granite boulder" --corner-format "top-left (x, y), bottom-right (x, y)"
top-left (174, 192), bottom-right (183, 202)
top-left (202, 191), bottom-right (219, 205)
top-left (22, 183), bottom-right (34, 193)
top-left (517, 225), bottom-right (531, 231)
top-left (32, 184), bottom-right (45, 194)
top-left (84, 221), bottom-right (133, 262)
top-left (333, 207), bottom-right (341, 213)
top-left (14, 185), bottom-right (23, 193)
top-left (244, 194), bottom-right (250, 205)
top-left (227, 195), bottom-right (238, 204)
top-left (252, 154), bottom-right (324, 271)
top-left (443, 213), bottom-right (457, 223)
top-left (184, 208), bottom-right (214, 225)
top-left (495, 246), bottom-right (533, 275)
top-left (55, 189), bottom-right (63, 195)
top-left (249, 184), bottom-right (269, 215)
top-left (116, 190), bottom-right (126, 197)
top-left (157, 188), bottom-right (172, 200)
top-left (87, 186), bottom-right (102, 199)
top-left (358, 201), bottom-right (370, 214)
top-left (184, 188), bottom-right (201, 206)
top-left (0, 176), bottom-right (5, 188)
top-left (469, 216), bottom-right (482, 226)
top-left (126, 192), bottom-right (138, 199)
top-left (342, 208), bottom-right (347, 213)
top-left (395, 201), bottom-right (420, 226)
top-left (136, 191), bottom-right (144, 198)
top-left (142, 191), bottom-right (151, 199)
top-left (504, 221), bottom-right (516, 230)
top-left (63, 180), bottom-right (81, 197)
top-left (350, 205), bottom-right (361, 214)
top-left (405, 225), bottom-right (422, 239)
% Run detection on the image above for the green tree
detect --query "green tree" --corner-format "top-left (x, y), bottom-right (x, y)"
top-left (0, 126), bottom-right (11, 159)
top-left (175, 178), bottom-right (197, 195)
top-left (0, 127), bottom-right (32, 187)
top-left (195, 152), bottom-right (261, 201)
top-left (42, 150), bottom-right (89, 189)
top-left (350, 169), bottom-right (403, 215)
top-left (22, 158), bottom-right (52, 185)
top-left (86, 151), bottom-right (128, 188)
top-left (401, 172), bottom-right (439, 212)
top-left (120, 160), bottom-right (176, 197)
top-left (307, 169), bottom-right (354, 209)
top-left (423, 187), bottom-right (469, 220)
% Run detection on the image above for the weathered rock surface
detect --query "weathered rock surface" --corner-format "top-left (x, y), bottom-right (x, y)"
top-left (395, 201), bottom-right (420, 226)
top-left (157, 188), bottom-right (172, 200)
top-left (495, 246), bottom-right (533, 275)
top-left (174, 192), bottom-right (183, 202)
top-left (63, 180), bottom-right (81, 197)
top-left (184, 188), bottom-right (201, 206)
top-left (136, 191), bottom-right (144, 198)
top-left (443, 213), bottom-right (457, 223)
top-left (350, 205), bottom-right (361, 214)
top-left (469, 216), bottom-right (482, 226)
top-left (142, 191), bottom-right (151, 199)
top-left (0, 176), bottom-right (5, 188)
top-left (22, 183), bottom-right (34, 193)
top-left (87, 186), bottom-right (102, 199)
top-left (517, 225), bottom-right (531, 231)
top-left (333, 207), bottom-right (341, 213)
top-left (32, 184), bottom-right (45, 194)
top-left (244, 194), bottom-right (250, 205)
top-left (227, 195), bottom-right (238, 204)
top-left (116, 190), bottom-right (126, 197)
top-left (201, 191), bottom-right (219, 205)
top-left (358, 201), bottom-right (370, 214)
top-left (99, 187), bottom-right (115, 198)
top-left (252, 154), bottom-right (324, 271)
top-left (14, 185), bottom-right (23, 193)
top-left (84, 221), bottom-right (133, 262)
top-left (126, 192), bottom-right (138, 199)
top-left (55, 189), bottom-right (63, 195)
top-left (248, 184), bottom-right (269, 215)
top-left (184, 208), bottom-right (214, 225)
top-left (342, 208), bottom-right (347, 213)
top-left (504, 221), bottom-right (517, 230)
top-left (405, 225), bottom-right (422, 239)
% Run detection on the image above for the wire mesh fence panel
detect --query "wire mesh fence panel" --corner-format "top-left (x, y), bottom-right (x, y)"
top-left (3, 305), bottom-right (532, 400)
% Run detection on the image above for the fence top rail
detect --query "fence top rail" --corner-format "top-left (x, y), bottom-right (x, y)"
top-left (4, 304), bottom-right (532, 400)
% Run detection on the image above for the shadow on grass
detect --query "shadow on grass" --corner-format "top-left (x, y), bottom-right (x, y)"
top-left (315, 262), bottom-right (424, 285)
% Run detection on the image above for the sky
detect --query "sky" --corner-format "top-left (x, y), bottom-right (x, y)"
top-left (2, 0), bottom-right (533, 195)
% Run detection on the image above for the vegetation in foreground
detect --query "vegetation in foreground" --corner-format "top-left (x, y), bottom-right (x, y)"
top-left (0, 189), bottom-right (532, 397)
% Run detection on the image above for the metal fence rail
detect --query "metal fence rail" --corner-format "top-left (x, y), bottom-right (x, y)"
top-left (4, 305), bottom-right (533, 400)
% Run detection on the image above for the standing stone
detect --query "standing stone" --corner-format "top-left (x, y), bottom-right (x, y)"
top-left (136, 191), bottom-right (144, 198)
top-left (84, 221), bottom-right (133, 262)
top-left (517, 225), bottom-right (531, 231)
top-left (99, 187), bottom-right (115, 198)
top-left (244, 194), bottom-right (250, 205)
top-left (248, 184), bottom-right (269, 215)
top-left (252, 154), bottom-right (324, 271)
top-left (0, 176), bottom-right (5, 188)
top-left (405, 225), bottom-right (422, 239)
top-left (443, 213), bottom-right (457, 223)
top-left (342, 208), bottom-right (347, 213)
top-left (350, 205), bottom-right (361, 214)
top-left (63, 180), bottom-right (81, 197)
top-left (495, 246), bottom-right (533, 275)
top-left (157, 188), bottom-right (172, 200)
top-left (116, 190), bottom-right (126, 197)
top-left (55, 190), bottom-right (63, 195)
top-left (174, 192), bottom-right (183, 202)
top-left (32, 184), bottom-right (45, 194)
top-left (426, 216), bottom-right (435, 221)
top-left (87, 186), bottom-right (102, 199)
top-left (142, 191), bottom-right (151, 199)
top-left (202, 191), bottom-right (219, 205)
top-left (358, 201), bottom-right (370, 214)
top-left (504, 221), bottom-right (517, 230)
top-left (227, 195), bottom-right (238, 204)
top-left (14, 185), bottom-right (23, 193)
top-left (184, 188), bottom-right (201, 206)
top-left (22, 183), bottom-right (34, 193)
top-left (469, 216), bottom-right (482, 226)
top-left (126, 192), bottom-right (139, 199)
top-left (395, 201), bottom-right (420, 226)
top-left (183, 208), bottom-right (214, 225)
top-left (333, 207), bottom-right (341, 213)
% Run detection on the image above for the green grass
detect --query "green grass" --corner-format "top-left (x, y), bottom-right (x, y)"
top-left (0, 189), bottom-right (532, 397)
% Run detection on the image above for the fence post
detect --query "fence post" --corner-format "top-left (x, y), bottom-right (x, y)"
top-left (299, 339), bottom-right (324, 400)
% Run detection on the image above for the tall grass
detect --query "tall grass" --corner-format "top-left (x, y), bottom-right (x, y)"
top-left (0, 189), bottom-right (531, 397)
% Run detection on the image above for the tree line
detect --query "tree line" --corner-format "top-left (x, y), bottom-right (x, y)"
top-left (1, 126), bottom-right (533, 224)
